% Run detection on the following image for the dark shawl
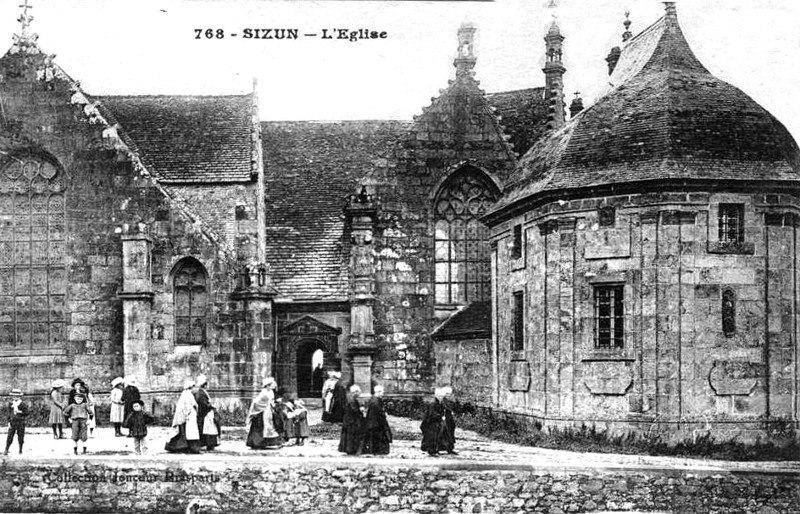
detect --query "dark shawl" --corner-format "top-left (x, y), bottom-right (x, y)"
top-left (337, 394), bottom-right (365, 455)
top-left (363, 396), bottom-right (392, 455)
top-left (420, 398), bottom-right (456, 454)
top-left (122, 385), bottom-right (141, 421)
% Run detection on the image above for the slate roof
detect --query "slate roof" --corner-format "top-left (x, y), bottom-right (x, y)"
top-left (493, 7), bottom-right (800, 215)
top-left (97, 95), bottom-right (255, 183)
top-left (262, 120), bottom-right (409, 301)
top-left (431, 301), bottom-right (491, 341)
top-left (486, 88), bottom-right (549, 157)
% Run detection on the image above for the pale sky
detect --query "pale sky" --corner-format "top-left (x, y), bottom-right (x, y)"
top-left (0, 0), bottom-right (798, 144)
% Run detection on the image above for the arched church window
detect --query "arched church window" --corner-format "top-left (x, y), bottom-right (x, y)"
top-left (0, 156), bottom-right (65, 352)
top-left (173, 258), bottom-right (207, 345)
top-left (434, 168), bottom-right (498, 305)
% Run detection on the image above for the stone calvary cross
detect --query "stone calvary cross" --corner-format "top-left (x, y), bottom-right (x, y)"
top-left (18, 0), bottom-right (33, 37)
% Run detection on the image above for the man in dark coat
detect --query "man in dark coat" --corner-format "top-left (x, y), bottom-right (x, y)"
top-left (363, 385), bottom-right (392, 455)
top-left (338, 384), bottom-right (365, 455)
top-left (329, 374), bottom-right (347, 423)
top-left (311, 363), bottom-right (324, 395)
top-left (121, 377), bottom-right (141, 437)
top-left (5, 389), bottom-right (28, 455)
top-left (420, 386), bottom-right (457, 456)
top-left (194, 374), bottom-right (220, 450)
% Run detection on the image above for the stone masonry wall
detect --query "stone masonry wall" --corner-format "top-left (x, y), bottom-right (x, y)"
top-left (0, 45), bottom-right (262, 395)
top-left (434, 338), bottom-right (493, 405)
top-left (0, 460), bottom-right (798, 513)
top-left (492, 190), bottom-right (800, 439)
top-left (369, 68), bottom-right (516, 396)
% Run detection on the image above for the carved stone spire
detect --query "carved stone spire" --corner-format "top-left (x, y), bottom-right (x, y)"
top-left (569, 91), bottom-right (584, 119)
top-left (454, 21), bottom-right (477, 78)
top-left (622, 10), bottom-right (632, 42)
top-left (543, 18), bottom-right (566, 130)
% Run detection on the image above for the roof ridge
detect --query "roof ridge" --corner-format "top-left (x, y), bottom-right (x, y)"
top-left (625, 14), bottom-right (665, 47)
top-left (486, 87), bottom-right (545, 96)
top-left (95, 93), bottom-right (252, 99)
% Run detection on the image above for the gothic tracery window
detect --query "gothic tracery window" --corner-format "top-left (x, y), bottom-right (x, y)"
top-left (174, 259), bottom-right (207, 345)
top-left (0, 156), bottom-right (65, 352)
top-left (434, 168), bottom-right (498, 305)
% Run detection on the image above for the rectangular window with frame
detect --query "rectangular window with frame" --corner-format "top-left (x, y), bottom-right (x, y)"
top-left (511, 224), bottom-right (523, 260)
top-left (718, 203), bottom-right (744, 244)
top-left (594, 284), bottom-right (624, 349)
top-left (511, 290), bottom-right (524, 351)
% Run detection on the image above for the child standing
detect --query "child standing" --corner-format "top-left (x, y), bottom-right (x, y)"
top-left (109, 378), bottom-right (125, 437)
top-left (4, 389), bottom-right (28, 455)
top-left (62, 393), bottom-right (91, 455)
top-left (48, 380), bottom-right (66, 439)
top-left (291, 399), bottom-right (309, 446)
top-left (123, 400), bottom-right (154, 455)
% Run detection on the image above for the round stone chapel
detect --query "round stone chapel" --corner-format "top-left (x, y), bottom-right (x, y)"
top-left (484, 3), bottom-right (800, 441)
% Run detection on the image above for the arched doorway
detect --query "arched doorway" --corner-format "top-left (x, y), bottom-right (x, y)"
top-left (296, 340), bottom-right (326, 397)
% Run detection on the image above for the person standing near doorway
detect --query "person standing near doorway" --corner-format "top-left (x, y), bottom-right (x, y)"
top-left (312, 363), bottom-right (324, 395)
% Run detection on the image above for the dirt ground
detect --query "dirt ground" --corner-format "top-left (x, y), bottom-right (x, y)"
top-left (2, 401), bottom-right (798, 475)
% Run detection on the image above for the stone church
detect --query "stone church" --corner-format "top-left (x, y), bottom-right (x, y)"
top-left (1, 2), bottom-right (798, 439)
top-left (0, 3), bottom-right (549, 401)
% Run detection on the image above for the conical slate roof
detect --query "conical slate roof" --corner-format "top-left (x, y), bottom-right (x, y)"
top-left (492, 5), bottom-right (800, 216)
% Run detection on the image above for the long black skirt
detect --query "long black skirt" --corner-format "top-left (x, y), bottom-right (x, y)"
top-left (164, 423), bottom-right (202, 454)
top-left (420, 421), bottom-right (455, 454)
top-left (246, 414), bottom-right (283, 449)
top-left (363, 427), bottom-right (391, 455)
top-left (338, 421), bottom-right (364, 455)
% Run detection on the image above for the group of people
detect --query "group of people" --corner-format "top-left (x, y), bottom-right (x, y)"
top-left (246, 377), bottom-right (310, 450)
top-left (164, 374), bottom-right (221, 454)
top-left (43, 376), bottom-right (144, 455)
top-left (4, 371), bottom-right (459, 459)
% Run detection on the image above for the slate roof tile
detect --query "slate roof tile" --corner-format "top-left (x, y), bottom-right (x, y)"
top-left (262, 120), bottom-right (409, 301)
top-left (96, 95), bottom-right (255, 183)
top-left (431, 301), bottom-right (491, 341)
top-left (494, 10), bottom-right (800, 215)
top-left (486, 88), bottom-right (549, 156)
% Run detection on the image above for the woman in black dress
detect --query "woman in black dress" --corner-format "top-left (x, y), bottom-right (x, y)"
top-left (338, 384), bottom-right (365, 455)
top-left (363, 385), bottom-right (392, 455)
top-left (420, 386), bottom-right (457, 456)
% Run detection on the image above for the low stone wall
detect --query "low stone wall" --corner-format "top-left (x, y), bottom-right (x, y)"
top-left (0, 459), bottom-right (798, 513)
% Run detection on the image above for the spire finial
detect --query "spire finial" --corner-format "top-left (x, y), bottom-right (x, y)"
top-left (663, 2), bottom-right (677, 17)
top-left (622, 10), bottom-right (633, 42)
top-left (454, 21), bottom-right (477, 78)
top-left (18, 0), bottom-right (34, 37)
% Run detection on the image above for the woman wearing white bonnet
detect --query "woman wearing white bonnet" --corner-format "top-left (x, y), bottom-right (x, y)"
top-left (194, 374), bottom-right (219, 451)
top-left (165, 379), bottom-right (201, 453)
top-left (109, 377), bottom-right (125, 437)
top-left (421, 385), bottom-right (457, 456)
top-left (246, 377), bottom-right (283, 449)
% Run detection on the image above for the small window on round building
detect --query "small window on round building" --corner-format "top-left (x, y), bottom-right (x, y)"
top-left (722, 288), bottom-right (736, 337)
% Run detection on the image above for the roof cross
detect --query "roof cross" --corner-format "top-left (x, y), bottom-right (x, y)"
top-left (18, 0), bottom-right (34, 37)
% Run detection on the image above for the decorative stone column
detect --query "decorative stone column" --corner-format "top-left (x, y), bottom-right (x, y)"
top-left (345, 187), bottom-right (378, 394)
top-left (118, 225), bottom-right (154, 387)
top-left (232, 262), bottom-right (277, 389)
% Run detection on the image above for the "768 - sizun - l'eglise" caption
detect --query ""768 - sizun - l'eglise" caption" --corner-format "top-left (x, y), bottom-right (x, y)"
top-left (194, 28), bottom-right (388, 41)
